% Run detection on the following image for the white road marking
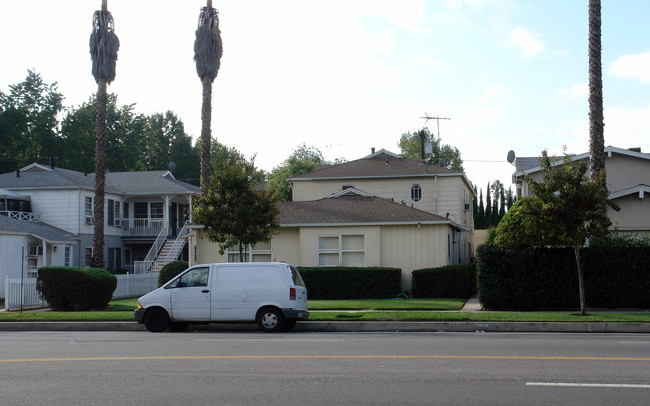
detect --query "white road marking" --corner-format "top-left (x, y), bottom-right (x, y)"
top-left (527, 382), bottom-right (650, 389)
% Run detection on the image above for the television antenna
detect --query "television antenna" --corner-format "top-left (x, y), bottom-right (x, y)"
top-left (420, 113), bottom-right (451, 142)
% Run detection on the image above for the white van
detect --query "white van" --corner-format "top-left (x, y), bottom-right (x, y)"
top-left (134, 262), bottom-right (309, 332)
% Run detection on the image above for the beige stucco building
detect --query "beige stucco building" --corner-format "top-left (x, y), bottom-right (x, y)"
top-left (188, 149), bottom-right (476, 290)
top-left (513, 146), bottom-right (650, 235)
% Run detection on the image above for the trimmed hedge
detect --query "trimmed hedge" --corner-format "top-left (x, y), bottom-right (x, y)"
top-left (476, 242), bottom-right (650, 310)
top-left (412, 264), bottom-right (477, 299)
top-left (36, 267), bottom-right (117, 310)
top-left (158, 261), bottom-right (189, 287)
top-left (297, 267), bottom-right (401, 299)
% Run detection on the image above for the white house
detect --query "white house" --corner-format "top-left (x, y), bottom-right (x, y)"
top-left (0, 163), bottom-right (200, 298)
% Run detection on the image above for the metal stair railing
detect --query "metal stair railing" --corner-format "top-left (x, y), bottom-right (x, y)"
top-left (133, 221), bottom-right (169, 274)
top-left (159, 220), bottom-right (191, 266)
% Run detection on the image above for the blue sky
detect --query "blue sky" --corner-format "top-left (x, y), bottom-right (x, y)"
top-left (1, 0), bottom-right (649, 195)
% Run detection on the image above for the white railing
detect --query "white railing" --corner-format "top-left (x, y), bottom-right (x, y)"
top-left (4, 274), bottom-right (160, 311)
top-left (4, 277), bottom-right (47, 311)
top-left (133, 221), bottom-right (168, 274)
top-left (160, 220), bottom-right (191, 264)
top-left (121, 218), bottom-right (165, 237)
top-left (0, 211), bottom-right (40, 222)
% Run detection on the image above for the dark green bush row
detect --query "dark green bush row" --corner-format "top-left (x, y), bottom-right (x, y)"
top-left (158, 261), bottom-right (189, 287)
top-left (36, 267), bottom-right (117, 310)
top-left (412, 264), bottom-right (477, 299)
top-left (298, 267), bottom-right (401, 299)
top-left (476, 242), bottom-right (650, 310)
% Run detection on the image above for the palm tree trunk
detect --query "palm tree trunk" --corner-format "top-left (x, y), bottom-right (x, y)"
top-left (574, 242), bottom-right (586, 316)
top-left (588, 0), bottom-right (605, 179)
top-left (200, 77), bottom-right (213, 194)
top-left (92, 78), bottom-right (107, 268)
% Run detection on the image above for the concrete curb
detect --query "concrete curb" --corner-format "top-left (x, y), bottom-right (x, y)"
top-left (1, 321), bottom-right (649, 333)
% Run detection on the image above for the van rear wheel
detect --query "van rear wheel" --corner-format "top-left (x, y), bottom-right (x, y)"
top-left (257, 308), bottom-right (284, 332)
top-left (144, 308), bottom-right (170, 332)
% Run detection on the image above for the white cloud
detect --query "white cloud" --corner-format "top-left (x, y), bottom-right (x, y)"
top-left (557, 83), bottom-right (588, 101)
top-left (610, 52), bottom-right (650, 84)
top-left (508, 27), bottom-right (545, 58)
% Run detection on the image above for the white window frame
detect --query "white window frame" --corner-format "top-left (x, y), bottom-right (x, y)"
top-left (84, 247), bottom-right (93, 267)
top-left (84, 197), bottom-right (94, 225)
top-left (410, 184), bottom-right (423, 203)
top-left (317, 234), bottom-right (365, 267)
top-left (226, 240), bottom-right (274, 263)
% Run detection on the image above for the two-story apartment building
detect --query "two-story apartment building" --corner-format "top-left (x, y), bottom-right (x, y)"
top-left (0, 163), bottom-right (200, 296)
top-left (189, 149), bottom-right (475, 290)
top-left (512, 146), bottom-right (650, 236)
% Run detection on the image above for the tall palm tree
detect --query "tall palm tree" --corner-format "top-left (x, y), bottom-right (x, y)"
top-left (89, 0), bottom-right (119, 268)
top-left (194, 0), bottom-right (223, 194)
top-left (588, 0), bottom-right (605, 181)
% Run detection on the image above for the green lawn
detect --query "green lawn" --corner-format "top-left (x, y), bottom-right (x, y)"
top-left (1, 298), bottom-right (649, 323)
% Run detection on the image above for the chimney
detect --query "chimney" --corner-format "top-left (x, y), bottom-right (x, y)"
top-left (371, 147), bottom-right (375, 154)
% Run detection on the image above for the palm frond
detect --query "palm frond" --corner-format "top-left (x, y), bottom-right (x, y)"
top-left (194, 7), bottom-right (223, 81)
top-left (89, 10), bottom-right (120, 84)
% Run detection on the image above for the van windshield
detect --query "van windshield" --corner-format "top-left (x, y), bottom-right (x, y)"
top-left (289, 266), bottom-right (305, 287)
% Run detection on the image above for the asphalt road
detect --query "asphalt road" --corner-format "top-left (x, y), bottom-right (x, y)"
top-left (0, 331), bottom-right (649, 405)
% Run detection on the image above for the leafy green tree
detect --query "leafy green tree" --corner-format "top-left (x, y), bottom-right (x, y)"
top-left (193, 158), bottom-right (279, 260)
top-left (524, 150), bottom-right (617, 315)
top-left (0, 70), bottom-right (64, 171)
top-left (398, 127), bottom-right (464, 171)
top-left (267, 144), bottom-right (327, 202)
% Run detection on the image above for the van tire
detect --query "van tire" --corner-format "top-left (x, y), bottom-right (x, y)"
top-left (257, 307), bottom-right (284, 332)
top-left (144, 308), bottom-right (170, 332)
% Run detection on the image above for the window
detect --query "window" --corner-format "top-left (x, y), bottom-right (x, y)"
top-left (134, 202), bottom-right (148, 218)
top-left (108, 248), bottom-right (122, 271)
top-left (28, 245), bottom-right (43, 256)
top-left (175, 267), bottom-right (209, 287)
top-left (318, 235), bottom-right (365, 267)
top-left (108, 200), bottom-right (115, 226)
top-left (150, 202), bottom-right (164, 219)
top-left (226, 240), bottom-right (274, 262)
top-left (410, 184), bottom-right (422, 203)
top-left (251, 241), bottom-right (273, 262)
top-left (227, 244), bottom-right (247, 263)
top-left (85, 247), bottom-right (93, 267)
top-left (64, 247), bottom-right (70, 266)
top-left (85, 197), bottom-right (93, 224)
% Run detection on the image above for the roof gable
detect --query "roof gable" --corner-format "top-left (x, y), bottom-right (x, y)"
top-left (0, 164), bottom-right (199, 196)
top-left (290, 149), bottom-right (462, 181)
top-left (279, 193), bottom-right (456, 226)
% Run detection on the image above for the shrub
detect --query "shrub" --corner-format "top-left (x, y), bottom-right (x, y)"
top-left (158, 261), bottom-right (188, 287)
top-left (412, 264), bottom-right (476, 299)
top-left (36, 267), bottom-right (117, 310)
top-left (476, 240), bottom-right (650, 310)
top-left (298, 267), bottom-right (401, 299)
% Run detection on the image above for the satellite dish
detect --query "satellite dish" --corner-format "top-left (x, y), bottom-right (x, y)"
top-left (507, 150), bottom-right (516, 164)
top-left (168, 161), bottom-right (177, 172)
top-left (439, 158), bottom-right (448, 167)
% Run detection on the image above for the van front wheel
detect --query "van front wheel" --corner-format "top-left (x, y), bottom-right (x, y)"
top-left (144, 308), bottom-right (170, 332)
top-left (257, 308), bottom-right (284, 332)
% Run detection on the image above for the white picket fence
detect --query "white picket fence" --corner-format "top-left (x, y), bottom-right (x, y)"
top-left (4, 273), bottom-right (159, 311)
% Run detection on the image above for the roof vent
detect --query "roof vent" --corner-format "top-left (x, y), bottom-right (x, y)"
top-left (629, 147), bottom-right (641, 153)
top-left (16, 170), bottom-right (20, 178)
top-left (385, 156), bottom-right (389, 165)
top-left (371, 147), bottom-right (375, 154)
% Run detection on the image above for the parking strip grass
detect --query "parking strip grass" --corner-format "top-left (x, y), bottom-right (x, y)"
top-left (1, 298), bottom-right (649, 323)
